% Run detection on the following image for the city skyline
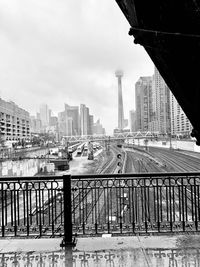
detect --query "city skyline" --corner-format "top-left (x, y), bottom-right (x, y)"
top-left (0, 0), bottom-right (154, 135)
top-left (30, 102), bottom-right (105, 137)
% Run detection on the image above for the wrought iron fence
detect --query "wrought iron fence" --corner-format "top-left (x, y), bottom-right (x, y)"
top-left (0, 175), bottom-right (72, 245)
top-left (1, 172), bottom-right (200, 244)
top-left (71, 172), bottom-right (200, 236)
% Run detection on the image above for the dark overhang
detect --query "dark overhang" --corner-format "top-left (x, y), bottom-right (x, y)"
top-left (115, 0), bottom-right (200, 143)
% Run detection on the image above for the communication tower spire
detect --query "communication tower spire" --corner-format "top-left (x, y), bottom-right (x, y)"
top-left (115, 70), bottom-right (124, 131)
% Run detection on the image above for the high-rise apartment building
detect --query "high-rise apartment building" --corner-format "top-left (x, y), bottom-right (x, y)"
top-left (170, 93), bottom-right (192, 137)
top-left (135, 77), bottom-right (153, 131)
top-left (0, 99), bottom-right (30, 141)
top-left (134, 67), bottom-right (192, 136)
top-left (151, 68), bottom-right (171, 134)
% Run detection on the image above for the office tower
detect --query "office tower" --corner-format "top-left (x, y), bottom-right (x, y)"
top-left (49, 116), bottom-right (58, 127)
top-left (129, 110), bottom-right (136, 132)
top-left (89, 115), bottom-right (94, 135)
top-left (30, 116), bottom-right (42, 134)
top-left (58, 111), bottom-right (67, 137)
top-left (93, 119), bottom-right (106, 135)
top-left (39, 104), bottom-right (50, 128)
top-left (115, 70), bottom-right (125, 130)
top-left (64, 104), bottom-right (79, 135)
top-left (80, 104), bottom-right (90, 136)
top-left (135, 77), bottom-right (153, 131)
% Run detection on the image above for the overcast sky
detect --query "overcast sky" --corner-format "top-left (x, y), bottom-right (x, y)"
top-left (0, 0), bottom-right (154, 134)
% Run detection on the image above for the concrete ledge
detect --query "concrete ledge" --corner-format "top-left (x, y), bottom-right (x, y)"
top-left (0, 234), bottom-right (196, 253)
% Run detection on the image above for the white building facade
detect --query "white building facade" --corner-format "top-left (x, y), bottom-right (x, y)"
top-left (0, 99), bottom-right (30, 141)
top-left (170, 92), bottom-right (193, 137)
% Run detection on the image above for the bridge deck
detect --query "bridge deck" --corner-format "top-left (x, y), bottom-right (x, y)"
top-left (0, 235), bottom-right (199, 266)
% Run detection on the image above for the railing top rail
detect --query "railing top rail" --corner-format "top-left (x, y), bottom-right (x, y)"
top-left (71, 172), bottom-right (200, 179)
top-left (0, 174), bottom-right (70, 182)
top-left (0, 172), bottom-right (200, 182)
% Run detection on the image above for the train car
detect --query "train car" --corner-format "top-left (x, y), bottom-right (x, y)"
top-left (76, 143), bottom-right (85, 155)
top-left (94, 142), bottom-right (101, 149)
top-left (66, 143), bottom-right (80, 160)
top-left (68, 143), bottom-right (80, 153)
top-left (84, 143), bottom-right (88, 152)
top-left (93, 143), bottom-right (97, 150)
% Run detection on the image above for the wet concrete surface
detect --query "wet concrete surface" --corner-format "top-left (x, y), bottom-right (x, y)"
top-left (1, 234), bottom-right (200, 266)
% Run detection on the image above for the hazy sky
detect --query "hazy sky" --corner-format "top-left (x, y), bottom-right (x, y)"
top-left (0, 0), bottom-right (154, 134)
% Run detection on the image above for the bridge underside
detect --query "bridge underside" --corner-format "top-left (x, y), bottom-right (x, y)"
top-left (115, 0), bottom-right (200, 144)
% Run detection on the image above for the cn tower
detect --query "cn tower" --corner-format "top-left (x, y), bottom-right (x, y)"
top-left (115, 70), bottom-right (124, 130)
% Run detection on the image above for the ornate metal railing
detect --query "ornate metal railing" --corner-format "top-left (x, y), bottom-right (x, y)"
top-left (0, 175), bottom-right (72, 246)
top-left (71, 172), bottom-right (200, 236)
top-left (1, 172), bottom-right (200, 246)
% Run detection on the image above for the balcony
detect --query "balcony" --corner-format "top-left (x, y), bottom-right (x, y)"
top-left (1, 173), bottom-right (200, 266)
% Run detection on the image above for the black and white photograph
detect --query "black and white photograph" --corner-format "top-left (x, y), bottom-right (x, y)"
top-left (0, 0), bottom-right (200, 266)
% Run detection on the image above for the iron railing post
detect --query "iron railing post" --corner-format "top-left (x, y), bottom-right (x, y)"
top-left (60, 175), bottom-right (75, 247)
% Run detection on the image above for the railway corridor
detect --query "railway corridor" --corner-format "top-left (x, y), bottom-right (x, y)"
top-left (72, 175), bottom-right (200, 236)
top-left (2, 146), bottom-right (200, 238)
top-left (71, 147), bottom-right (200, 236)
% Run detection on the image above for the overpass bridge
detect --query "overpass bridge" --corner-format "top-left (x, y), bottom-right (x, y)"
top-left (62, 131), bottom-right (160, 143)
top-left (115, 0), bottom-right (200, 144)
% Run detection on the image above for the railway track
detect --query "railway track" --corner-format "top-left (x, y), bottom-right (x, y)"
top-left (54, 146), bottom-right (200, 235)
top-left (124, 149), bottom-right (164, 173)
top-left (149, 147), bottom-right (200, 172)
top-left (53, 145), bottom-right (125, 228)
top-left (82, 145), bottom-right (126, 225)
top-left (122, 147), bottom-right (200, 230)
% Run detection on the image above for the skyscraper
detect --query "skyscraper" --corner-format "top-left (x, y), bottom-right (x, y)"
top-left (64, 104), bottom-right (79, 135)
top-left (151, 68), bottom-right (171, 134)
top-left (30, 116), bottom-right (42, 134)
top-left (80, 104), bottom-right (89, 136)
top-left (170, 92), bottom-right (192, 137)
top-left (58, 104), bottom-right (80, 137)
top-left (135, 77), bottom-right (153, 131)
top-left (115, 70), bottom-right (125, 131)
top-left (129, 110), bottom-right (136, 132)
top-left (93, 119), bottom-right (105, 135)
top-left (89, 115), bottom-right (94, 135)
top-left (39, 104), bottom-right (50, 129)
